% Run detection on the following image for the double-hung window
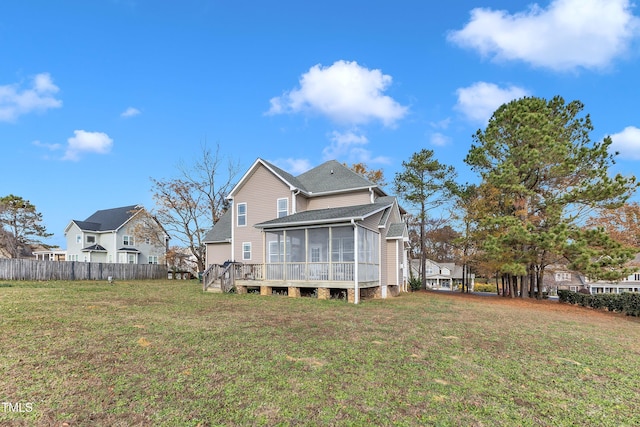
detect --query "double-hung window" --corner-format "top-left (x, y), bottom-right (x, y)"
top-left (277, 198), bottom-right (288, 218)
top-left (242, 242), bottom-right (252, 260)
top-left (237, 203), bottom-right (247, 226)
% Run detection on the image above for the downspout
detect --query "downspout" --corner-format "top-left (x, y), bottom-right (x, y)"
top-left (229, 197), bottom-right (235, 262)
top-left (352, 219), bottom-right (359, 304)
top-left (369, 187), bottom-right (374, 203)
top-left (292, 189), bottom-right (300, 214)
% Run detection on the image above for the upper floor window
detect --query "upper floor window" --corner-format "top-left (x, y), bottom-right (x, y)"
top-left (76, 234), bottom-right (82, 244)
top-left (123, 235), bottom-right (135, 246)
top-left (277, 198), bottom-right (288, 218)
top-left (237, 203), bottom-right (247, 226)
top-left (86, 235), bottom-right (96, 244)
top-left (556, 272), bottom-right (571, 281)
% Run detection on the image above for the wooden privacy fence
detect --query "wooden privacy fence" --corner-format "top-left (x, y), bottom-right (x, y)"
top-left (0, 259), bottom-right (168, 281)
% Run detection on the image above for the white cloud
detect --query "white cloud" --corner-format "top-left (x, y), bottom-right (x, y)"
top-left (455, 82), bottom-right (530, 124)
top-left (448, 0), bottom-right (640, 71)
top-left (430, 132), bottom-right (451, 147)
top-left (270, 158), bottom-right (313, 175)
top-left (121, 107), bottom-right (141, 118)
top-left (0, 73), bottom-right (62, 122)
top-left (267, 60), bottom-right (408, 127)
top-left (609, 126), bottom-right (640, 159)
top-left (63, 130), bottom-right (113, 161)
top-left (32, 140), bottom-right (62, 151)
top-left (322, 130), bottom-right (390, 164)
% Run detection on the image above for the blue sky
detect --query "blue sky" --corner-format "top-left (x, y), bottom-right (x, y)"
top-left (2, 0), bottom-right (640, 248)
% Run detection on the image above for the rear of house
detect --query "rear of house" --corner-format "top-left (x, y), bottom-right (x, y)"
top-left (203, 159), bottom-right (409, 303)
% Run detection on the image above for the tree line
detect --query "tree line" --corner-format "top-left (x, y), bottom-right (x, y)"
top-left (4, 95), bottom-right (638, 297)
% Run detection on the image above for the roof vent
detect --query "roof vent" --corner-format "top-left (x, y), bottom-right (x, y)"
top-left (330, 169), bottom-right (334, 174)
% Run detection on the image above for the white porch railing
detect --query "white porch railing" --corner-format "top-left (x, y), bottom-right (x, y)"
top-left (264, 262), bottom-right (357, 281)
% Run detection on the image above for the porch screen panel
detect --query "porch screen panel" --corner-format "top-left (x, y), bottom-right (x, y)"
top-left (266, 231), bottom-right (284, 280)
top-left (286, 229), bottom-right (306, 280)
top-left (358, 227), bottom-right (379, 282)
top-left (308, 228), bottom-right (329, 280)
top-left (331, 226), bottom-right (354, 281)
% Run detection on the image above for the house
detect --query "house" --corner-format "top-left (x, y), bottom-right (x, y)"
top-left (409, 259), bottom-right (475, 291)
top-left (543, 255), bottom-right (640, 295)
top-left (33, 247), bottom-right (66, 261)
top-left (64, 205), bottom-right (168, 264)
top-left (203, 159), bottom-right (410, 303)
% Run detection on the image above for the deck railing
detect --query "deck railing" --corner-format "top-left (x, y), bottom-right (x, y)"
top-left (204, 261), bottom-right (379, 289)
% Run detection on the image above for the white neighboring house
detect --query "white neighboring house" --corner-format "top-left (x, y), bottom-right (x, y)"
top-left (410, 259), bottom-right (475, 291)
top-left (64, 205), bottom-right (168, 264)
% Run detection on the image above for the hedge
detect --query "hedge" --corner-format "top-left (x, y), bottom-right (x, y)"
top-left (558, 289), bottom-right (640, 316)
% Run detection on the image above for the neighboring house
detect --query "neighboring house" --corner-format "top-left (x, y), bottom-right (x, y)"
top-left (33, 247), bottom-right (66, 261)
top-left (64, 205), bottom-right (168, 264)
top-left (544, 256), bottom-right (640, 295)
top-left (203, 159), bottom-right (410, 303)
top-left (410, 259), bottom-right (475, 291)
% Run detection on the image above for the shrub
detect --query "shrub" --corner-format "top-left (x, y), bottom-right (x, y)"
top-left (559, 289), bottom-right (640, 316)
top-left (408, 277), bottom-right (422, 292)
top-left (474, 282), bottom-right (497, 293)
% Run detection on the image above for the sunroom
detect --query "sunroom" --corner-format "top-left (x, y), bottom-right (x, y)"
top-left (261, 224), bottom-right (380, 285)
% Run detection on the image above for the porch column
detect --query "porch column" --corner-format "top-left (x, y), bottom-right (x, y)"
top-left (353, 223), bottom-right (359, 304)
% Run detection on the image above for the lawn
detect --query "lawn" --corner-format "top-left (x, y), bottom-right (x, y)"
top-left (1, 280), bottom-right (639, 426)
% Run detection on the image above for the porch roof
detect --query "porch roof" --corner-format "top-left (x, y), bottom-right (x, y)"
top-left (254, 200), bottom-right (393, 229)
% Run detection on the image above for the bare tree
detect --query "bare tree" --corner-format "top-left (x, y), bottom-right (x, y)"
top-left (150, 143), bottom-right (240, 272)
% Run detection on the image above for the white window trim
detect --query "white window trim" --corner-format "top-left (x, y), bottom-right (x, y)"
top-left (242, 242), bottom-right (252, 260)
top-left (277, 198), bottom-right (288, 218)
top-left (237, 203), bottom-right (247, 227)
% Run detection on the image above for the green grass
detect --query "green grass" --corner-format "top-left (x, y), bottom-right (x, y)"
top-left (1, 280), bottom-right (639, 426)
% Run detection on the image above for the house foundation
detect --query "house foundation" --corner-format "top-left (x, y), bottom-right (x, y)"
top-left (288, 287), bottom-right (301, 298)
top-left (236, 285), bottom-right (247, 294)
top-left (317, 288), bottom-right (330, 300)
top-left (260, 286), bottom-right (272, 296)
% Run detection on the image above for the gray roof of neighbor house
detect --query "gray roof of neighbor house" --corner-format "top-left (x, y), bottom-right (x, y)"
top-left (73, 205), bottom-right (141, 232)
top-left (203, 210), bottom-right (232, 243)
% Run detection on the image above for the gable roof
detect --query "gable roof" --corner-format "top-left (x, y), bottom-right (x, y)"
top-left (70, 205), bottom-right (141, 232)
top-left (203, 210), bottom-right (232, 243)
top-left (229, 158), bottom-right (386, 199)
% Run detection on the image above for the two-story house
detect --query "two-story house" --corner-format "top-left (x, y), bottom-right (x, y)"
top-left (64, 205), bottom-right (168, 264)
top-left (203, 159), bottom-right (409, 303)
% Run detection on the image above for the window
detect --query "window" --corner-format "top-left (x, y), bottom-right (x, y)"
top-left (145, 238), bottom-right (151, 245)
top-left (277, 198), bottom-right (288, 218)
top-left (242, 242), bottom-right (251, 260)
top-left (68, 254), bottom-right (79, 261)
top-left (237, 203), bottom-right (247, 226)
top-left (76, 235), bottom-right (81, 244)
top-left (555, 272), bottom-right (571, 281)
top-left (128, 254), bottom-right (136, 264)
top-left (148, 255), bottom-right (158, 264)
top-left (633, 273), bottom-right (640, 281)
top-left (86, 235), bottom-right (95, 244)
top-left (123, 235), bottom-right (135, 246)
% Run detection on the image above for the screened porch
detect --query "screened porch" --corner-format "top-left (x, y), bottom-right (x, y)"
top-left (263, 225), bottom-right (380, 284)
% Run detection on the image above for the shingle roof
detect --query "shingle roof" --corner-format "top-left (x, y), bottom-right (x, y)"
top-left (255, 198), bottom-right (393, 229)
top-left (203, 210), bottom-right (232, 243)
top-left (387, 223), bottom-right (406, 239)
top-left (296, 160), bottom-right (375, 194)
top-left (74, 205), bottom-right (140, 232)
top-left (81, 244), bottom-right (107, 252)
